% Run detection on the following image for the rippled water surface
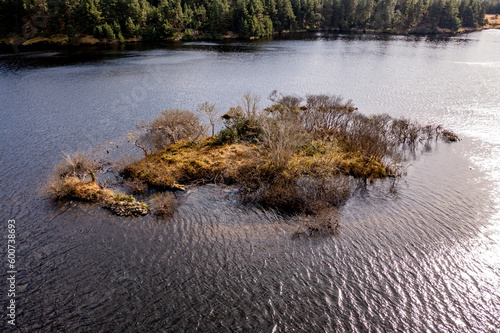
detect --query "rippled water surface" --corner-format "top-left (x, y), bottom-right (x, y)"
top-left (1, 31), bottom-right (500, 332)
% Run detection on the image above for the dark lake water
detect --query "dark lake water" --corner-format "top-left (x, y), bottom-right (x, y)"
top-left (1, 31), bottom-right (500, 332)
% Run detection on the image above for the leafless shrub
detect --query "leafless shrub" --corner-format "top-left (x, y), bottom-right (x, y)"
top-left (278, 95), bottom-right (303, 110)
top-left (422, 124), bottom-right (437, 140)
top-left (343, 113), bottom-right (394, 162)
top-left (265, 93), bottom-right (458, 181)
top-left (47, 152), bottom-right (109, 201)
top-left (48, 176), bottom-right (113, 202)
top-left (53, 152), bottom-right (96, 181)
top-left (389, 117), bottom-right (423, 146)
top-left (302, 94), bottom-right (356, 134)
top-left (295, 176), bottom-right (352, 213)
top-left (238, 169), bottom-right (351, 215)
top-left (197, 101), bottom-right (219, 137)
top-left (240, 92), bottom-right (261, 119)
top-left (132, 109), bottom-right (206, 155)
top-left (261, 116), bottom-right (310, 171)
top-left (150, 192), bottom-right (178, 219)
top-left (269, 91), bottom-right (303, 110)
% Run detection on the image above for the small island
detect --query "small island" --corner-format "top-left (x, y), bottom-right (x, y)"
top-left (47, 92), bottom-right (458, 234)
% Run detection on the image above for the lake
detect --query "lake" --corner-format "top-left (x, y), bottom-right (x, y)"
top-left (1, 31), bottom-right (499, 331)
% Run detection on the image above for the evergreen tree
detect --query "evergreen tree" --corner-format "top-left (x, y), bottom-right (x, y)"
top-left (0, 0), bottom-right (489, 42)
top-left (125, 17), bottom-right (137, 37)
top-left (102, 22), bottom-right (116, 40)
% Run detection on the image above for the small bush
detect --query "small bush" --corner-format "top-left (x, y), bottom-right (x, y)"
top-left (238, 168), bottom-right (351, 215)
top-left (133, 109), bottom-right (206, 155)
top-left (261, 111), bottom-right (310, 171)
top-left (49, 176), bottom-right (113, 202)
top-left (150, 192), bottom-right (178, 218)
top-left (217, 128), bottom-right (238, 144)
top-left (221, 107), bottom-right (263, 143)
top-left (53, 152), bottom-right (96, 180)
top-left (48, 153), bottom-right (110, 201)
top-left (220, 93), bottom-right (264, 143)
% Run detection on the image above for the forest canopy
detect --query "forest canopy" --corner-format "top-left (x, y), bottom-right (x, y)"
top-left (0, 0), bottom-right (490, 42)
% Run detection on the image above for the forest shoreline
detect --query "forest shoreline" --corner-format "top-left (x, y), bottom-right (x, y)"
top-left (0, 25), bottom-right (494, 54)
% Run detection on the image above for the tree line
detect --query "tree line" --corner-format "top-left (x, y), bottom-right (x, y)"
top-left (0, 0), bottom-right (489, 42)
top-left (482, 0), bottom-right (500, 13)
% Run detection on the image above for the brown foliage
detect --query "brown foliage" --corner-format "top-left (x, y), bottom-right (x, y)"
top-left (47, 153), bottom-right (111, 202)
top-left (123, 137), bottom-right (260, 189)
top-left (53, 152), bottom-right (96, 180)
top-left (49, 176), bottom-right (113, 202)
top-left (134, 109), bottom-right (206, 155)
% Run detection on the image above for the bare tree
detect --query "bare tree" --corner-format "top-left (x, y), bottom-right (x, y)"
top-left (130, 109), bottom-right (206, 155)
top-left (241, 92), bottom-right (260, 119)
top-left (197, 101), bottom-right (219, 137)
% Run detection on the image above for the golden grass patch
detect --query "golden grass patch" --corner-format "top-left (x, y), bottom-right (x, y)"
top-left (50, 177), bottom-right (113, 202)
top-left (123, 137), bottom-right (261, 189)
top-left (485, 14), bottom-right (500, 28)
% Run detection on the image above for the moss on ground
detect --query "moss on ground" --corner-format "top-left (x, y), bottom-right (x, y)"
top-left (123, 137), bottom-right (262, 189)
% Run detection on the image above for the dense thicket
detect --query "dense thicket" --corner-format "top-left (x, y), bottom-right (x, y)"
top-left (0, 0), bottom-right (488, 41)
top-left (482, 0), bottom-right (500, 13)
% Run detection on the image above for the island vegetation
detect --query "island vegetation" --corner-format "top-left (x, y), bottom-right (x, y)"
top-left (47, 92), bottom-right (459, 234)
top-left (0, 0), bottom-right (494, 48)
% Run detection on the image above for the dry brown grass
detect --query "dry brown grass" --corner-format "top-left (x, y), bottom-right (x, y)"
top-left (54, 152), bottom-right (96, 180)
top-left (78, 36), bottom-right (102, 44)
top-left (124, 136), bottom-right (357, 214)
top-left (123, 137), bottom-right (260, 189)
top-left (47, 153), bottom-right (110, 202)
top-left (485, 14), bottom-right (500, 28)
top-left (22, 34), bottom-right (69, 45)
top-left (48, 153), bottom-right (150, 218)
top-left (49, 176), bottom-right (113, 202)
